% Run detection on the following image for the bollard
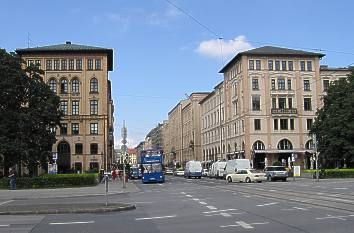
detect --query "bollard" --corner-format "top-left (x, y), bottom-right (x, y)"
top-left (105, 175), bottom-right (109, 206)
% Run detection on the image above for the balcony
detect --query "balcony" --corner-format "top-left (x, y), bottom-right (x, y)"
top-left (271, 108), bottom-right (297, 115)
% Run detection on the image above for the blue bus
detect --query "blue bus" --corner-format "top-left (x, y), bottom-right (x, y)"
top-left (140, 149), bottom-right (165, 183)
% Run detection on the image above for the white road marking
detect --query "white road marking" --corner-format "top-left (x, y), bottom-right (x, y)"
top-left (257, 202), bottom-right (278, 207)
top-left (203, 209), bottom-right (236, 214)
top-left (134, 202), bottom-right (154, 204)
top-left (185, 195), bottom-right (192, 197)
top-left (180, 192), bottom-right (186, 194)
top-left (316, 214), bottom-right (354, 221)
top-left (135, 215), bottom-right (177, 221)
top-left (50, 221), bottom-right (94, 225)
top-left (220, 221), bottom-right (269, 229)
top-left (0, 225), bottom-right (10, 227)
top-left (192, 198), bottom-right (200, 201)
top-left (269, 189), bottom-right (275, 192)
top-left (333, 187), bottom-right (348, 190)
top-left (0, 200), bottom-right (13, 206)
top-left (199, 201), bottom-right (207, 205)
top-left (220, 213), bottom-right (232, 217)
top-left (206, 206), bottom-right (217, 210)
top-left (282, 207), bottom-right (309, 211)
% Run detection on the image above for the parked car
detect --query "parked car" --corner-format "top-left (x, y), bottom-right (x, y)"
top-left (185, 161), bottom-right (202, 179)
top-left (226, 169), bottom-right (266, 183)
top-left (264, 166), bottom-right (288, 181)
top-left (223, 159), bottom-right (251, 179)
top-left (165, 169), bottom-right (174, 175)
top-left (174, 168), bottom-right (185, 176)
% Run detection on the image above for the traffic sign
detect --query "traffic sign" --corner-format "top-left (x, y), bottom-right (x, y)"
top-left (121, 145), bottom-right (128, 151)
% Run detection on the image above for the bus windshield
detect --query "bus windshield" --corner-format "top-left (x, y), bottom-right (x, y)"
top-left (142, 163), bottom-right (162, 173)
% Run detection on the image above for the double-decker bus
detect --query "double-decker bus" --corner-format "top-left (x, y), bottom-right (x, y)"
top-left (140, 149), bottom-right (165, 183)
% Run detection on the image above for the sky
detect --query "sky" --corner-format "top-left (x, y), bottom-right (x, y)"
top-left (1, 0), bottom-right (354, 148)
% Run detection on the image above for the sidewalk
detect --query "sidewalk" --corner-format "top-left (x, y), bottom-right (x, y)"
top-left (0, 180), bottom-right (139, 215)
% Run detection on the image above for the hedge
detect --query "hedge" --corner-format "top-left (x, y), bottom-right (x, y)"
top-left (303, 169), bottom-right (354, 178)
top-left (0, 173), bottom-right (99, 189)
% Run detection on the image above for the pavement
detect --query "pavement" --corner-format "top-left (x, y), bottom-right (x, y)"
top-left (0, 179), bottom-right (140, 215)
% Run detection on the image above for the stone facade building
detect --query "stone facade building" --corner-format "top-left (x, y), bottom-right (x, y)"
top-left (16, 42), bottom-right (114, 173)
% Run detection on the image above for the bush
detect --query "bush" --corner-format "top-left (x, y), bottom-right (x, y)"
top-left (303, 169), bottom-right (354, 178)
top-left (0, 173), bottom-right (99, 189)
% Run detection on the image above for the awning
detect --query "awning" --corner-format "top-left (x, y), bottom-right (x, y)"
top-left (254, 149), bottom-right (308, 154)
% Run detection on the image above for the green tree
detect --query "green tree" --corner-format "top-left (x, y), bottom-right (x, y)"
top-left (311, 70), bottom-right (354, 168)
top-left (0, 49), bottom-right (61, 176)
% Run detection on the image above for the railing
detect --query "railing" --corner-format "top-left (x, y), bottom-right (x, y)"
top-left (271, 108), bottom-right (297, 114)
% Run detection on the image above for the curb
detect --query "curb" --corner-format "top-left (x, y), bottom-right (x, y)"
top-left (0, 204), bottom-right (136, 215)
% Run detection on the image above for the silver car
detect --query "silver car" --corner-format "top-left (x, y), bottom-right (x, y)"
top-left (265, 166), bottom-right (288, 181)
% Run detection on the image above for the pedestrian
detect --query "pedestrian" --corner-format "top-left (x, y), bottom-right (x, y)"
top-left (8, 167), bottom-right (16, 190)
top-left (112, 169), bottom-right (117, 180)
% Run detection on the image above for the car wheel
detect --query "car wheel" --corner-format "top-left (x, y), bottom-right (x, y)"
top-left (282, 178), bottom-right (287, 182)
top-left (227, 177), bottom-right (232, 183)
top-left (245, 177), bottom-right (251, 183)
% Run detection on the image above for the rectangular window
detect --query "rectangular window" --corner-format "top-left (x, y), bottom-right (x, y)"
top-left (278, 98), bottom-right (286, 109)
top-left (72, 101), bottom-right (79, 115)
top-left (271, 79), bottom-right (276, 90)
top-left (69, 59), bottom-right (74, 70)
top-left (274, 119), bottom-right (278, 130)
top-left (288, 61), bottom-right (294, 71)
top-left (75, 143), bottom-right (83, 154)
top-left (46, 60), bottom-right (52, 70)
top-left (268, 60), bottom-right (273, 70)
top-left (288, 98), bottom-right (293, 109)
top-left (72, 123), bottom-right (79, 135)
top-left (61, 59), bottom-right (67, 70)
top-left (90, 123), bottom-right (98, 135)
top-left (252, 96), bottom-right (261, 111)
top-left (60, 101), bottom-right (68, 115)
top-left (249, 60), bottom-right (254, 70)
top-left (76, 59), bottom-right (82, 70)
top-left (287, 79), bottom-right (292, 90)
top-left (275, 60), bottom-right (280, 70)
top-left (304, 80), bottom-right (311, 91)
top-left (280, 119), bottom-right (288, 130)
top-left (323, 80), bottom-right (330, 92)
top-left (90, 143), bottom-right (98, 155)
top-left (300, 61), bottom-right (305, 71)
top-left (307, 118), bottom-right (313, 130)
top-left (35, 60), bottom-right (41, 69)
top-left (281, 61), bottom-right (287, 71)
top-left (278, 78), bottom-right (285, 90)
top-left (90, 100), bottom-right (98, 115)
top-left (252, 78), bottom-right (259, 90)
top-left (27, 60), bottom-right (34, 67)
top-left (95, 59), bottom-right (102, 70)
top-left (272, 98), bottom-right (276, 109)
top-left (290, 119), bottom-right (294, 130)
top-left (87, 59), bottom-right (93, 70)
top-left (307, 61), bottom-right (312, 71)
top-left (256, 60), bottom-right (261, 70)
top-left (254, 119), bottom-right (261, 130)
top-left (54, 59), bottom-right (60, 70)
top-left (60, 123), bottom-right (68, 135)
top-left (304, 98), bottom-right (312, 111)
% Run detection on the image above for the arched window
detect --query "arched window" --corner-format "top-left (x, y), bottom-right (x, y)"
top-left (49, 79), bottom-right (57, 93)
top-left (227, 144), bottom-right (231, 153)
top-left (234, 142), bottom-right (238, 151)
top-left (253, 140), bottom-right (265, 150)
top-left (72, 78), bottom-right (79, 93)
top-left (277, 139), bottom-right (293, 150)
top-left (305, 140), bottom-right (314, 150)
top-left (60, 78), bottom-right (68, 94)
top-left (90, 78), bottom-right (98, 92)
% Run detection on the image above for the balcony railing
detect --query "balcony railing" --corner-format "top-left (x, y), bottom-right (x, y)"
top-left (271, 108), bottom-right (297, 114)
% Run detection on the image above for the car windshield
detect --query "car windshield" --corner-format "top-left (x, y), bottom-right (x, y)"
top-left (249, 169), bottom-right (262, 173)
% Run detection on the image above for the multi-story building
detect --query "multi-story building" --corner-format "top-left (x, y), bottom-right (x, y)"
top-left (16, 41), bottom-right (114, 173)
top-left (200, 82), bottom-right (224, 168)
top-left (218, 46), bottom-right (350, 169)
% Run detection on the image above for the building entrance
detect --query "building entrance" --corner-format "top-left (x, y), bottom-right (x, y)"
top-left (57, 141), bottom-right (71, 173)
top-left (253, 153), bottom-right (266, 169)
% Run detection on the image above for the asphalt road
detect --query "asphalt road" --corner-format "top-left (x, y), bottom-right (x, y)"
top-left (1, 176), bottom-right (354, 233)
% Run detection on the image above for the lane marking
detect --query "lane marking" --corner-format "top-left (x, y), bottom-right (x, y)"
top-left (192, 198), bottom-right (200, 201)
top-left (220, 221), bottom-right (269, 229)
top-left (134, 202), bottom-right (154, 204)
top-left (180, 192), bottom-right (186, 194)
top-left (0, 200), bottom-right (13, 206)
top-left (185, 195), bottom-right (192, 197)
top-left (203, 209), bottom-right (236, 214)
top-left (333, 187), bottom-right (348, 190)
top-left (0, 225), bottom-right (10, 227)
top-left (206, 206), bottom-right (217, 210)
top-left (257, 202), bottom-right (278, 207)
top-left (135, 215), bottom-right (177, 221)
top-left (220, 213), bottom-right (232, 217)
top-left (199, 201), bottom-right (207, 205)
top-left (316, 214), bottom-right (354, 221)
top-left (236, 221), bottom-right (253, 229)
top-left (50, 221), bottom-right (94, 225)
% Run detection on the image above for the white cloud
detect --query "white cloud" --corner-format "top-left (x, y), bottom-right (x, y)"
top-left (196, 35), bottom-right (253, 59)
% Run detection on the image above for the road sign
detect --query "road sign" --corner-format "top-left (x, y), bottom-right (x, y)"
top-left (293, 166), bottom-right (301, 177)
top-left (52, 152), bottom-right (58, 160)
top-left (121, 145), bottom-right (128, 151)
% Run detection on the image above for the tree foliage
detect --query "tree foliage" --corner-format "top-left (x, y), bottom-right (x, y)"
top-left (311, 70), bottom-right (354, 167)
top-left (0, 49), bottom-right (61, 176)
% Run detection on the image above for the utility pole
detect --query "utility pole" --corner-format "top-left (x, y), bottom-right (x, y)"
top-left (314, 134), bottom-right (319, 182)
top-left (121, 121), bottom-right (127, 189)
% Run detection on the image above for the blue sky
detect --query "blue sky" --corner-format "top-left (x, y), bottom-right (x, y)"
top-left (1, 0), bottom-right (354, 148)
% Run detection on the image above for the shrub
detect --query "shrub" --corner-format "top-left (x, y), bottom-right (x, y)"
top-left (0, 173), bottom-right (99, 189)
top-left (303, 169), bottom-right (354, 178)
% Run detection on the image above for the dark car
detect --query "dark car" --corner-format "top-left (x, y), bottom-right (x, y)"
top-left (265, 166), bottom-right (288, 181)
top-left (130, 167), bottom-right (141, 179)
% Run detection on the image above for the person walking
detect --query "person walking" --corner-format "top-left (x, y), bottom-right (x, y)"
top-left (8, 167), bottom-right (16, 190)
top-left (112, 169), bottom-right (117, 181)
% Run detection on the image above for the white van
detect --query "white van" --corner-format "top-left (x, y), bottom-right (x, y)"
top-left (209, 161), bottom-right (227, 179)
top-left (184, 161), bottom-right (202, 179)
top-left (223, 159), bottom-right (251, 179)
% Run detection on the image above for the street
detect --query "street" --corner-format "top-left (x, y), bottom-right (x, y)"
top-left (1, 177), bottom-right (354, 233)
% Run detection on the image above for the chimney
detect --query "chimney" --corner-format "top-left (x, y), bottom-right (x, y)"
top-left (66, 41), bottom-right (71, 44)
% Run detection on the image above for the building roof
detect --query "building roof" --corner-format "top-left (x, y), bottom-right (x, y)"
top-left (219, 46), bottom-right (325, 73)
top-left (320, 65), bottom-right (351, 72)
top-left (16, 41), bottom-right (114, 71)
